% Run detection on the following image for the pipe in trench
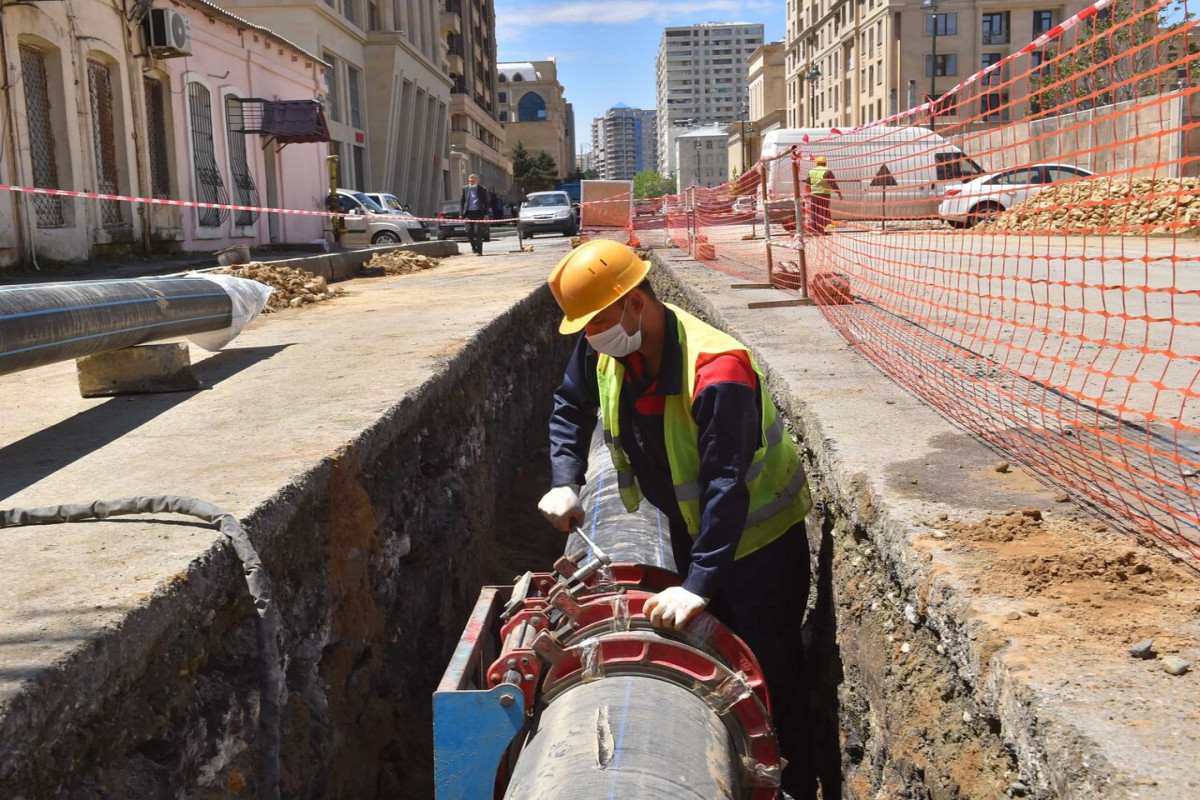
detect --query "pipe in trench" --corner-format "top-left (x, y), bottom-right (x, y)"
top-left (504, 426), bottom-right (744, 798)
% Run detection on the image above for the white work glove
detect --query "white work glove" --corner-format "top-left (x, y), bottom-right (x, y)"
top-left (644, 586), bottom-right (709, 631)
top-left (537, 484), bottom-right (583, 532)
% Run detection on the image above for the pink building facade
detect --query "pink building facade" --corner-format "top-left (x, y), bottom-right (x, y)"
top-left (0, 0), bottom-right (330, 269)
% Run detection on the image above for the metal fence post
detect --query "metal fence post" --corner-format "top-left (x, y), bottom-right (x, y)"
top-left (759, 164), bottom-right (774, 285)
top-left (790, 151), bottom-right (810, 301)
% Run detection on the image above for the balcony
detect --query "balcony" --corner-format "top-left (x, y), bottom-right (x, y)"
top-left (447, 53), bottom-right (464, 76)
top-left (441, 10), bottom-right (461, 36)
top-left (982, 30), bottom-right (1010, 45)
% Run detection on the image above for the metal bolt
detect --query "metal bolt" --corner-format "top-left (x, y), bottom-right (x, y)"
top-left (520, 657), bottom-right (530, 666)
top-left (490, 673), bottom-right (499, 683)
top-left (524, 673), bottom-right (535, 681)
top-left (499, 693), bottom-right (515, 708)
top-left (507, 658), bottom-right (517, 667)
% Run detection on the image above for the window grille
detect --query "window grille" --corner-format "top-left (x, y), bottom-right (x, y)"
top-left (225, 96), bottom-right (260, 226)
top-left (187, 83), bottom-right (229, 227)
top-left (144, 77), bottom-right (172, 199)
top-left (19, 44), bottom-right (64, 227)
top-left (88, 59), bottom-right (123, 227)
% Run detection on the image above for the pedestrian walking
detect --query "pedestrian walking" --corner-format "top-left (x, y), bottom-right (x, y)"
top-left (459, 174), bottom-right (492, 256)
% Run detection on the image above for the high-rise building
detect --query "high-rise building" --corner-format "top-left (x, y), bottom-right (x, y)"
top-left (784, 0), bottom-right (1092, 130)
top-left (656, 22), bottom-right (764, 177)
top-left (496, 60), bottom-right (575, 180)
top-left (445, 0), bottom-right (512, 198)
top-left (591, 105), bottom-right (657, 180)
top-left (219, 0), bottom-right (452, 215)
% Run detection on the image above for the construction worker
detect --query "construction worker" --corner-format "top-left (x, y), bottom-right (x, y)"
top-left (807, 156), bottom-right (842, 236)
top-left (538, 239), bottom-right (815, 797)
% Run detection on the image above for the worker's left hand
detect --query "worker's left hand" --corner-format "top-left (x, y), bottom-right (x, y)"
top-left (644, 587), bottom-right (708, 630)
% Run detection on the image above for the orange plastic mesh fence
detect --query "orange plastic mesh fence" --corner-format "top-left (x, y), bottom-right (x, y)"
top-left (608, 0), bottom-right (1200, 565)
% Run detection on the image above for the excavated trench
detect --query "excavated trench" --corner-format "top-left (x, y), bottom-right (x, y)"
top-left (5, 279), bottom-right (1019, 799)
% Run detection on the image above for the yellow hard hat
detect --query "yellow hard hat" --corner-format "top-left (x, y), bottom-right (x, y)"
top-left (548, 239), bottom-right (650, 334)
top-left (815, 156), bottom-right (827, 165)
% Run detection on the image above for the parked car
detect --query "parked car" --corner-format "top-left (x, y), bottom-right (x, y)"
top-left (362, 192), bottom-right (427, 241)
top-left (334, 189), bottom-right (415, 246)
top-left (517, 191), bottom-right (578, 238)
top-left (731, 195), bottom-right (757, 213)
top-left (436, 199), bottom-right (491, 242)
top-left (939, 163), bottom-right (1095, 227)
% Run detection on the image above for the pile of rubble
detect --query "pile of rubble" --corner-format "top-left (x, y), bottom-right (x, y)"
top-left (360, 249), bottom-right (441, 276)
top-left (213, 263), bottom-right (340, 312)
top-left (980, 176), bottom-right (1200, 234)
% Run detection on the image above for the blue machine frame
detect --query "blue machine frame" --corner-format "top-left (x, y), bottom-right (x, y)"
top-left (433, 587), bottom-right (527, 799)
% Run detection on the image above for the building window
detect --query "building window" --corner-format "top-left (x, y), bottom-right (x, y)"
top-left (512, 73), bottom-right (523, 82)
top-left (981, 53), bottom-right (1006, 86)
top-left (925, 13), bottom-right (957, 36)
top-left (982, 12), bottom-right (1010, 45)
top-left (367, 0), bottom-right (379, 30)
top-left (1033, 10), bottom-right (1055, 35)
top-left (19, 44), bottom-right (65, 227)
top-left (347, 65), bottom-right (362, 128)
top-left (224, 95), bottom-right (260, 226)
top-left (498, 91), bottom-right (507, 103)
top-left (981, 92), bottom-right (1009, 122)
top-left (499, 110), bottom-right (508, 121)
top-left (324, 53), bottom-right (341, 122)
top-left (144, 77), bottom-right (171, 199)
top-left (498, 73), bottom-right (507, 82)
top-left (187, 82), bottom-right (228, 227)
top-left (517, 92), bottom-right (546, 121)
top-left (353, 145), bottom-right (366, 190)
top-left (925, 54), bottom-right (957, 77)
top-left (87, 58), bottom-right (123, 227)
top-left (341, 0), bottom-right (357, 26)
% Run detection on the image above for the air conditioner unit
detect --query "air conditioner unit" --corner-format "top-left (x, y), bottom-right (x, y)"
top-left (144, 8), bottom-right (192, 58)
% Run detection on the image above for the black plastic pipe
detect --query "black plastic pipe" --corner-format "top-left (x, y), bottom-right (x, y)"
top-left (0, 277), bottom-right (236, 377)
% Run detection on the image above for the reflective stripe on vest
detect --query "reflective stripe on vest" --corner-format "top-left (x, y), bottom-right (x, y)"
top-left (596, 304), bottom-right (811, 560)
top-left (809, 166), bottom-right (831, 196)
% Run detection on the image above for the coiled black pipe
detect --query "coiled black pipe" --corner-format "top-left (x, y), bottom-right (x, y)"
top-left (0, 497), bottom-right (282, 800)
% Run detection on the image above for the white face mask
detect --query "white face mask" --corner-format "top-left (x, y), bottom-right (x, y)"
top-left (587, 299), bottom-right (643, 357)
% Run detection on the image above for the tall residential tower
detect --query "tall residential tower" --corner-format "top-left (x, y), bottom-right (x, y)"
top-left (591, 105), bottom-right (657, 180)
top-left (655, 22), bottom-right (764, 177)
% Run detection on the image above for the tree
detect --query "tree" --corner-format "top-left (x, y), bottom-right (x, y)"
top-left (1028, 0), bottom-right (1197, 117)
top-left (511, 141), bottom-right (559, 192)
top-left (563, 166), bottom-right (601, 182)
top-left (633, 171), bottom-right (677, 198)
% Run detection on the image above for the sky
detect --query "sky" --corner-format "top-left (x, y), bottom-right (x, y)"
top-left (494, 0), bottom-right (788, 155)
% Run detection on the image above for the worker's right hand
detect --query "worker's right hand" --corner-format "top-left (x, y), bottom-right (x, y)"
top-left (537, 484), bottom-right (583, 532)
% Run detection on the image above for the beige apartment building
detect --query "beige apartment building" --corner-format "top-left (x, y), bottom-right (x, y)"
top-left (727, 42), bottom-right (787, 174)
top-left (676, 127), bottom-right (730, 189)
top-left (785, 0), bottom-right (1091, 131)
top-left (444, 0), bottom-right (511, 197)
top-left (497, 60), bottom-right (576, 179)
top-left (221, 0), bottom-right (453, 215)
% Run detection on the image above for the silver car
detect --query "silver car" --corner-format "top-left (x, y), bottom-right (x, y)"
top-left (363, 192), bottom-right (428, 241)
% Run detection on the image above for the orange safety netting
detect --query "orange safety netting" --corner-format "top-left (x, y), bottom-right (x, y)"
top-left (616, 0), bottom-right (1200, 566)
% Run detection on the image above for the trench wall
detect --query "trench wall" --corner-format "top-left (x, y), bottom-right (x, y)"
top-left (0, 284), bottom-right (571, 799)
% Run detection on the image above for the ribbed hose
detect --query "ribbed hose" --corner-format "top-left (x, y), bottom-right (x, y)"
top-left (0, 497), bottom-right (282, 800)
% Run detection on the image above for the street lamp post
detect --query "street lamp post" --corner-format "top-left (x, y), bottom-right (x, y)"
top-left (922, 0), bottom-right (939, 133)
top-left (694, 141), bottom-right (702, 188)
top-left (738, 104), bottom-right (755, 173)
top-left (805, 64), bottom-right (821, 128)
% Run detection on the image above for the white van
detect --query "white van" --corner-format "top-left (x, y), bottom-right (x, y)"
top-left (760, 126), bottom-right (984, 220)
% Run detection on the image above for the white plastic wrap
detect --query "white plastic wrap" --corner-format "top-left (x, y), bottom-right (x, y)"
top-left (186, 273), bottom-right (274, 352)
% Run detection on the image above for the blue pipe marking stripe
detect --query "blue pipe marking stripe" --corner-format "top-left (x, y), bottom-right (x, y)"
top-left (0, 277), bottom-right (215, 293)
top-left (0, 292), bottom-right (228, 322)
top-left (0, 313), bottom-right (230, 358)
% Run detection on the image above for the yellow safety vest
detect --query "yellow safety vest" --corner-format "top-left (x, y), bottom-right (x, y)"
top-left (809, 166), bottom-right (832, 196)
top-left (596, 304), bottom-right (812, 559)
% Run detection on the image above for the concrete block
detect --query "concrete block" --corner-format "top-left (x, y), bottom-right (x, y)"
top-left (75, 343), bottom-right (200, 397)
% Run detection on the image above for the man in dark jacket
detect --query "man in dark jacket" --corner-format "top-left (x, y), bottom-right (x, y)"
top-left (459, 174), bottom-right (492, 255)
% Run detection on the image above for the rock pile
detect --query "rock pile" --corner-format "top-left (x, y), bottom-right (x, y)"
top-left (980, 176), bottom-right (1200, 234)
top-left (213, 263), bottom-right (339, 312)
top-left (361, 249), bottom-right (441, 276)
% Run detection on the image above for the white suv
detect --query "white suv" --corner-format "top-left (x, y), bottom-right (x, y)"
top-left (518, 191), bottom-right (577, 238)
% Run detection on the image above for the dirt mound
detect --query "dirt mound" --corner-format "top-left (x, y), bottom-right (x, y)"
top-left (979, 176), bottom-right (1200, 234)
top-left (361, 250), bottom-right (441, 276)
top-left (214, 263), bottom-right (341, 313)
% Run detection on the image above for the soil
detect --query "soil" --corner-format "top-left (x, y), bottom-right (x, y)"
top-left (359, 250), bottom-right (442, 277)
top-left (921, 508), bottom-right (1200, 660)
top-left (213, 263), bottom-right (341, 312)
